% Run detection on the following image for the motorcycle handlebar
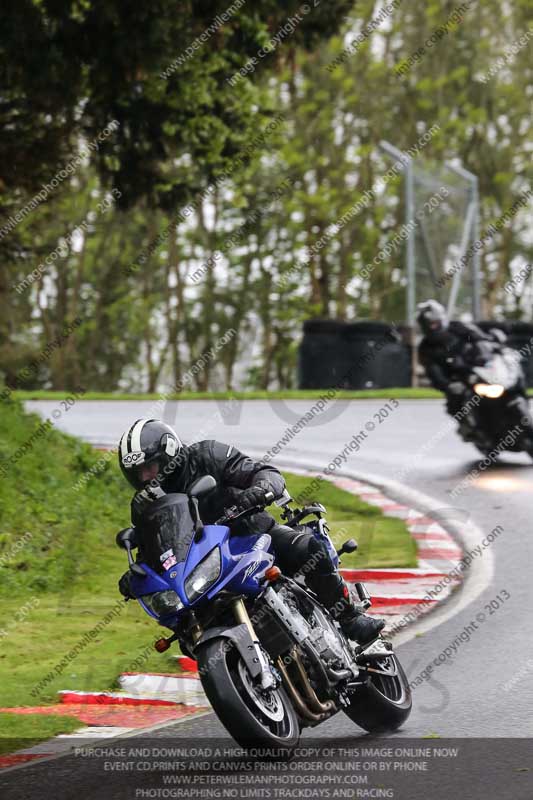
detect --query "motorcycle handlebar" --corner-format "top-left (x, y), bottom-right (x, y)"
top-left (215, 491), bottom-right (275, 526)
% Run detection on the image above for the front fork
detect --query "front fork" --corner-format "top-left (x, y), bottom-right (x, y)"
top-left (232, 598), bottom-right (276, 691)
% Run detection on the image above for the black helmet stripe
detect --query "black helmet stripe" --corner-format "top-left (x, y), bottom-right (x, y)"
top-left (119, 426), bottom-right (134, 459)
top-left (126, 424), bottom-right (134, 453)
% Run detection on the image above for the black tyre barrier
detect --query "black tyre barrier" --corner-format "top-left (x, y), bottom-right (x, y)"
top-left (298, 319), bottom-right (411, 390)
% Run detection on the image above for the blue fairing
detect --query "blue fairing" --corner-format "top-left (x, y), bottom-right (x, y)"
top-left (320, 530), bottom-right (339, 570)
top-left (305, 518), bottom-right (339, 570)
top-left (129, 522), bottom-right (274, 630)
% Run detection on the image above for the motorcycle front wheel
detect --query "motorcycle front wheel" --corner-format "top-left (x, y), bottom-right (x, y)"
top-left (344, 652), bottom-right (412, 733)
top-left (197, 637), bottom-right (300, 754)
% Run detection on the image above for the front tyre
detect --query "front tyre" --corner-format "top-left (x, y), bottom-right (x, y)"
top-left (344, 653), bottom-right (412, 733)
top-left (520, 434), bottom-right (533, 461)
top-left (475, 443), bottom-right (495, 458)
top-left (196, 638), bottom-right (300, 754)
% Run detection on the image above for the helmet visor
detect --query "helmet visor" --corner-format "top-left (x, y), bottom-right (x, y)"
top-left (122, 458), bottom-right (162, 490)
top-left (136, 461), bottom-right (161, 485)
top-left (428, 319), bottom-right (443, 331)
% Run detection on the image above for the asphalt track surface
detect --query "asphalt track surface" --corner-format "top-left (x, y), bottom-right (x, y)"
top-left (3, 398), bottom-right (533, 798)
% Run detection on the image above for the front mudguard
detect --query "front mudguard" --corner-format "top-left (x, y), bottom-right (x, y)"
top-left (194, 624), bottom-right (262, 679)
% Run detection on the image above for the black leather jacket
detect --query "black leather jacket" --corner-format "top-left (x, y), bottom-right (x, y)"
top-left (131, 439), bottom-right (285, 536)
top-left (419, 322), bottom-right (497, 392)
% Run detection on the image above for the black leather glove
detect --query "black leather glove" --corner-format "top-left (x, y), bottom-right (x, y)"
top-left (448, 381), bottom-right (466, 396)
top-left (236, 485), bottom-right (270, 512)
top-left (118, 570), bottom-right (134, 600)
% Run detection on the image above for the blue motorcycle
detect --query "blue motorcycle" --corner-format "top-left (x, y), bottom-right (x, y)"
top-left (116, 475), bottom-right (411, 752)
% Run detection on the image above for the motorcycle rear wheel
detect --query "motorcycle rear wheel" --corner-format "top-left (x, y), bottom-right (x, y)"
top-left (344, 652), bottom-right (412, 733)
top-left (197, 637), bottom-right (300, 754)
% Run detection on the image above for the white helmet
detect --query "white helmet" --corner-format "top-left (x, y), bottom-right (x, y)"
top-left (416, 300), bottom-right (448, 335)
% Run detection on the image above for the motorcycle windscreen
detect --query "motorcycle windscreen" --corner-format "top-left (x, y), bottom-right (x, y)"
top-left (137, 493), bottom-right (195, 571)
top-left (474, 349), bottom-right (521, 390)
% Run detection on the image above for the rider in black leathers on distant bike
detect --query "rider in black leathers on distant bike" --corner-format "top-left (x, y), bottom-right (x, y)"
top-left (417, 300), bottom-right (505, 418)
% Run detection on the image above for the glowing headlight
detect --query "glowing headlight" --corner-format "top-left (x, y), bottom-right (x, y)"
top-left (142, 590), bottom-right (183, 616)
top-left (185, 548), bottom-right (221, 602)
top-left (474, 383), bottom-right (504, 399)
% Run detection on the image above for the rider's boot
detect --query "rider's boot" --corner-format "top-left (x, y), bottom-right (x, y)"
top-left (308, 572), bottom-right (385, 645)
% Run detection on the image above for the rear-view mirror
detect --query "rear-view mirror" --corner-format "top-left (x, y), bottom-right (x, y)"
top-left (116, 527), bottom-right (139, 550)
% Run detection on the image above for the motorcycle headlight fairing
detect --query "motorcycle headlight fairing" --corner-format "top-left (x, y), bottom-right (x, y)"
top-left (185, 547), bottom-right (222, 602)
top-left (474, 383), bottom-right (505, 399)
top-left (141, 590), bottom-right (184, 616)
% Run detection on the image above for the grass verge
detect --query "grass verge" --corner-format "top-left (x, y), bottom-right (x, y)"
top-left (14, 388), bottom-right (444, 401)
top-left (0, 713), bottom-right (83, 756)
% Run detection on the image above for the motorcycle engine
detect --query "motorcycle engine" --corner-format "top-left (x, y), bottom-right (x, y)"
top-left (307, 609), bottom-right (348, 666)
top-left (309, 626), bottom-right (346, 664)
top-left (266, 585), bottom-right (350, 668)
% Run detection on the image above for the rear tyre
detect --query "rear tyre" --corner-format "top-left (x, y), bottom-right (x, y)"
top-left (196, 638), bottom-right (300, 754)
top-left (344, 653), bottom-right (412, 733)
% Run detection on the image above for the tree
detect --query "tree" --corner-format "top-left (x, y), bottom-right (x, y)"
top-left (1, 1), bottom-right (353, 210)
top-left (3, 0), bottom-right (533, 393)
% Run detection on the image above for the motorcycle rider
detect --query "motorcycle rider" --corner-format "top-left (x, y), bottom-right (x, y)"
top-left (417, 300), bottom-right (503, 419)
top-left (117, 418), bottom-right (385, 645)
